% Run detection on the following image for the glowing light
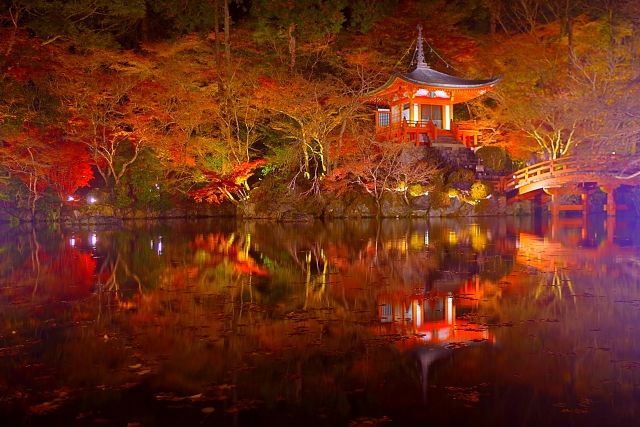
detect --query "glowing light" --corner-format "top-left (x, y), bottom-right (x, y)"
top-left (447, 294), bottom-right (454, 325)
top-left (444, 105), bottom-right (451, 129)
top-left (67, 195), bottom-right (75, 201)
top-left (157, 236), bottom-right (163, 255)
top-left (88, 196), bottom-right (97, 204)
top-left (415, 89), bottom-right (449, 98)
top-left (612, 151), bottom-right (616, 155)
top-left (69, 237), bottom-right (76, 247)
top-left (91, 233), bottom-right (97, 247)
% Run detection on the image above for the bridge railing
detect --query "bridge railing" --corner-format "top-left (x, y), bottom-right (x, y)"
top-left (501, 157), bottom-right (577, 192)
top-left (500, 155), bottom-right (638, 193)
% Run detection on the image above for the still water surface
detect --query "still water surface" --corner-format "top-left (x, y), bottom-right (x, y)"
top-left (1, 217), bottom-right (640, 426)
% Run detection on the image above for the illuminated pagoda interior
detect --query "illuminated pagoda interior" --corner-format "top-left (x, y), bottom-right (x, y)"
top-left (368, 25), bottom-right (499, 150)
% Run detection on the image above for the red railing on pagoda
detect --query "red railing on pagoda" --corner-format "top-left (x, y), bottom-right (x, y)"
top-left (375, 120), bottom-right (481, 148)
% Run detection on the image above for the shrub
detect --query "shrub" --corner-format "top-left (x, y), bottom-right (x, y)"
top-left (447, 168), bottom-right (476, 190)
top-left (476, 146), bottom-right (512, 173)
top-left (470, 181), bottom-right (492, 200)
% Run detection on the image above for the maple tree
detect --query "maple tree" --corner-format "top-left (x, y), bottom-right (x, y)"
top-left (190, 159), bottom-right (266, 204)
top-left (256, 73), bottom-right (370, 193)
top-left (61, 52), bottom-right (168, 189)
top-left (1, 0), bottom-right (639, 217)
top-left (0, 126), bottom-right (93, 220)
top-left (47, 141), bottom-right (94, 202)
top-left (326, 135), bottom-right (439, 214)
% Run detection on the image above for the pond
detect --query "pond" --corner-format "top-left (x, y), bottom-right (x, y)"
top-left (1, 216), bottom-right (639, 426)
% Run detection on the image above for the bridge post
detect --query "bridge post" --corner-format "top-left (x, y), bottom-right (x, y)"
top-left (581, 191), bottom-right (589, 217)
top-left (605, 217), bottom-right (615, 244)
top-left (601, 185), bottom-right (618, 217)
top-left (548, 188), bottom-right (561, 218)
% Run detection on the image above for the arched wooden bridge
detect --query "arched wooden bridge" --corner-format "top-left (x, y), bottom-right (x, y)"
top-left (499, 155), bottom-right (640, 216)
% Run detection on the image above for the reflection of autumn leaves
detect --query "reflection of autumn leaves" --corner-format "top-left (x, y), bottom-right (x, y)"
top-left (13, 245), bottom-right (96, 300)
top-left (45, 247), bottom-right (96, 298)
top-left (192, 233), bottom-right (268, 278)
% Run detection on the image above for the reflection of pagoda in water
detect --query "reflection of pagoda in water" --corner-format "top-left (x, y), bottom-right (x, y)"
top-left (376, 276), bottom-right (492, 345)
top-left (374, 275), bottom-right (495, 402)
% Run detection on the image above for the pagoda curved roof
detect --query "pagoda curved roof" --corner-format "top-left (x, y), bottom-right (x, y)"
top-left (371, 65), bottom-right (500, 94)
top-left (400, 65), bottom-right (500, 88)
top-left (367, 24), bottom-right (500, 101)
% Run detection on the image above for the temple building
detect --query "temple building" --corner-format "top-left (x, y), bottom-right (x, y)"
top-left (367, 25), bottom-right (499, 151)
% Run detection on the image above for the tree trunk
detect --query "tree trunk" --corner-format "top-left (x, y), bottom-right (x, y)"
top-left (288, 23), bottom-right (296, 73)
top-left (214, 0), bottom-right (221, 69)
top-left (487, 0), bottom-right (501, 36)
top-left (567, 16), bottom-right (575, 72)
top-left (224, 0), bottom-right (231, 70)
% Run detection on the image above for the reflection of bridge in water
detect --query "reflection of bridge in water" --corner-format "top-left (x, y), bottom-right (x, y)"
top-left (501, 155), bottom-right (640, 216)
top-left (515, 217), bottom-right (637, 272)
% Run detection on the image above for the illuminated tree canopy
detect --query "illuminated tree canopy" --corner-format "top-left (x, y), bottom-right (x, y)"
top-left (0, 0), bottom-right (639, 219)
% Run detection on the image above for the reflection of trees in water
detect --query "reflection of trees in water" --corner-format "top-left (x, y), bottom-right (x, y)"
top-left (533, 267), bottom-right (577, 307)
top-left (0, 219), bottom-right (525, 423)
top-left (0, 226), bottom-right (97, 302)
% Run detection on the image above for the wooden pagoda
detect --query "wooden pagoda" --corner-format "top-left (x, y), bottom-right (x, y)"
top-left (368, 25), bottom-right (499, 149)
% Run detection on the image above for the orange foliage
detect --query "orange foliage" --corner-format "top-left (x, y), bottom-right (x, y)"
top-left (190, 159), bottom-right (266, 204)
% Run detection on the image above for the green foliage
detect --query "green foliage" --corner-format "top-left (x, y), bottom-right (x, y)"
top-left (146, 0), bottom-right (216, 37)
top-left (476, 146), bottom-right (512, 173)
top-left (446, 0), bottom-right (491, 34)
top-left (252, 0), bottom-right (346, 43)
top-left (346, 0), bottom-right (398, 33)
top-left (251, 0), bottom-right (346, 70)
top-left (114, 149), bottom-right (171, 210)
top-left (13, 0), bottom-right (146, 47)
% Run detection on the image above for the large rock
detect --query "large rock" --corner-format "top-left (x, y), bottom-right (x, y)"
top-left (429, 197), bottom-right (475, 217)
top-left (323, 197), bottom-right (347, 218)
top-left (411, 195), bottom-right (430, 210)
top-left (380, 193), bottom-right (412, 217)
top-left (343, 194), bottom-right (377, 218)
top-left (237, 197), bottom-right (320, 222)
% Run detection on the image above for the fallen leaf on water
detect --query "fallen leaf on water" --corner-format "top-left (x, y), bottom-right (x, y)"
top-left (201, 407), bottom-right (215, 414)
top-left (30, 400), bottom-right (62, 414)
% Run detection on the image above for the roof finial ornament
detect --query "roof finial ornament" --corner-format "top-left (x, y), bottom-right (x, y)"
top-left (416, 24), bottom-right (428, 69)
